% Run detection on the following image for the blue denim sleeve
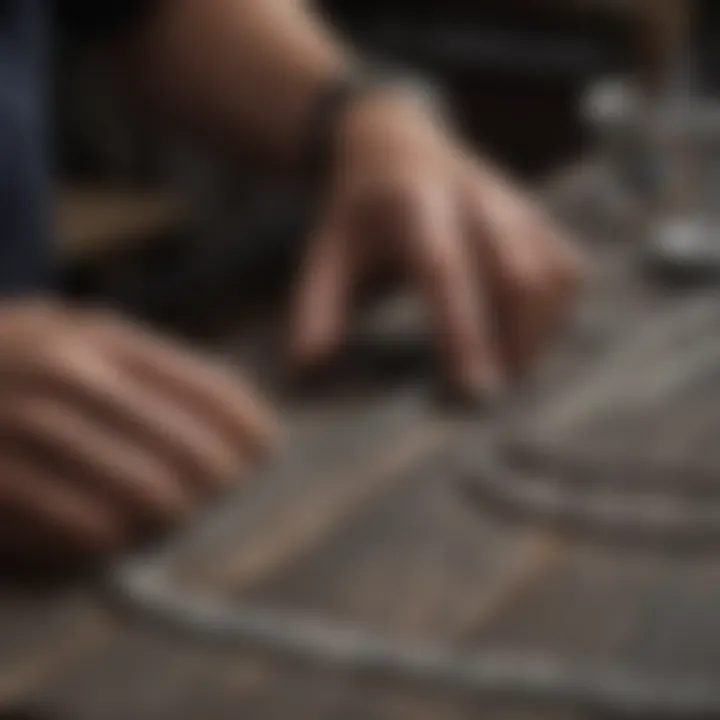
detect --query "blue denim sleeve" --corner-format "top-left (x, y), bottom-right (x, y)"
top-left (0, 1), bottom-right (156, 296)
top-left (0, 0), bottom-right (51, 296)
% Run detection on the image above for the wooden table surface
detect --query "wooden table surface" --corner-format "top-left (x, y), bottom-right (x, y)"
top-left (5, 163), bottom-right (720, 720)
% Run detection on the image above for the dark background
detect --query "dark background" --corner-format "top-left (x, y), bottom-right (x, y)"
top-left (53, 1), bottom-right (669, 318)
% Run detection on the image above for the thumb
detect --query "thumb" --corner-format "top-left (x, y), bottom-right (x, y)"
top-left (289, 215), bottom-right (355, 369)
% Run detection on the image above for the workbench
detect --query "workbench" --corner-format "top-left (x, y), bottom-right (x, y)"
top-left (4, 161), bottom-right (720, 720)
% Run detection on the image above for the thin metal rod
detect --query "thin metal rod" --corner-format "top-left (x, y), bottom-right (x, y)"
top-left (108, 554), bottom-right (720, 719)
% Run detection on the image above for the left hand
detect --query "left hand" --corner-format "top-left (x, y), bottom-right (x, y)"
top-left (289, 93), bottom-right (584, 399)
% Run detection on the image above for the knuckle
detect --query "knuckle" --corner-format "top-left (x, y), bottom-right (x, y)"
top-left (39, 342), bottom-right (115, 399)
top-left (32, 338), bottom-right (85, 382)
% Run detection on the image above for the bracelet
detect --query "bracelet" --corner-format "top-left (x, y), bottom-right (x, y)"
top-left (302, 64), bottom-right (450, 188)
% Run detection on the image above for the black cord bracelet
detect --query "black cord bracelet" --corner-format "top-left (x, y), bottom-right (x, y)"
top-left (302, 65), bottom-right (450, 190)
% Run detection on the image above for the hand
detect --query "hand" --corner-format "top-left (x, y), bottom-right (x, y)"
top-left (0, 302), bottom-right (278, 562)
top-left (290, 94), bottom-right (584, 398)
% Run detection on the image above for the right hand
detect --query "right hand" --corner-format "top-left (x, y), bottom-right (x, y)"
top-left (0, 302), bottom-right (278, 562)
top-left (290, 95), bottom-right (585, 398)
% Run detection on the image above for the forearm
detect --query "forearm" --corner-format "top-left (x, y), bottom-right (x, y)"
top-left (126, 0), bottom-right (354, 171)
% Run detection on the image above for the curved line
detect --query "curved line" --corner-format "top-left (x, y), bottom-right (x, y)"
top-left (108, 556), bottom-right (720, 719)
top-left (459, 454), bottom-right (720, 545)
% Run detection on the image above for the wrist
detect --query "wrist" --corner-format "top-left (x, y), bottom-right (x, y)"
top-left (337, 90), bottom-right (446, 160)
top-left (302, 67), bottom-right (451, 188)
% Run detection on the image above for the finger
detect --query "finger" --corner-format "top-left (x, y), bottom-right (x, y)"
top-left (3, 399), bottom-right (192, 526)
top-left (498, 245), bottom-right (551, 373)
top-left (402, 186), bottom-right (502, 396)
top-left (39, 353), bottom-right (250, 493)
top-left (499, 225), bottom-right (582, 373)
top-left (87, 316), bottom-right (279, 458)
top-left (518, 228), bottom-right (585, 368)
top-left (289, 214), bottom-right (356, 369)
top-left (468, 177), bottom-right (560, 373)
top-left (0, 455), bottom-right (123, 553)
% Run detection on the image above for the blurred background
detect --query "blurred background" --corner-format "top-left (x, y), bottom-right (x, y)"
top-left (11, 2), bottom-right (720, 719)
top-left (54, 0), bottom-right (660, 323)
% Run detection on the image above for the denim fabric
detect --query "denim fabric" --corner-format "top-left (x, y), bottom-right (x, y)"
top-left (0, 1), bottom-right (151, 296)
top-left (0, 0), bottom-right (49, 295)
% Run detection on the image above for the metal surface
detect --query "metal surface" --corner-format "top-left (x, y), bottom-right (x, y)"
top-left (110, 556), bottom-right (720, 719)
top-left (109, 219), bottom-right (720, 716)
top-left (9, 164), bottom-right (720, 720)
top-left (461, 292), bottom-right (720, 542)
